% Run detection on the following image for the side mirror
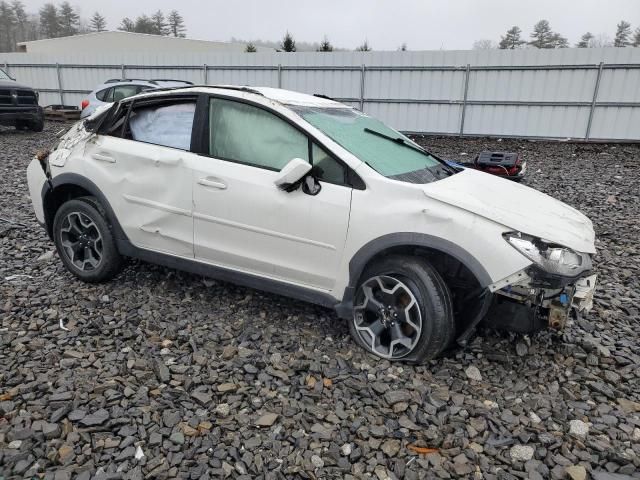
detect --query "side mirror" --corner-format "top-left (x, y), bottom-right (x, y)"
top-left (274, 158), bottom-right (312, 192)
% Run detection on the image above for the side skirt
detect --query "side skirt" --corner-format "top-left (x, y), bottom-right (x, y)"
top-left (116, 239), bottom-right (340, 310)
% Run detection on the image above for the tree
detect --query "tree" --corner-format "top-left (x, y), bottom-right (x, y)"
top-left (280, 31), bottom-right (296, 52)
top-left (529, 20), bottom-right (554, 48)
top-left (89, 12), bottom-right (106, 32)
top-left (356, 40), bottom-right (371, 51)
top-left (58, 1), bottom-right (79, 36)
top-left (11, 0), bottom-right (27, 44)
top-left (134, 15), bottom-right (156, 34)
top-left (318, 35), bottom-right (333, 52)
top-left (576, 32), bottom-right (595, 48)
top-left (245, 42), bottom-right (256, 52)
top-left (472, 39), bottom-right (497, 49)
top-left (499, 26), bottom-right (525, 49)
top-left (151, 10), bottom-right (168, 35)
top-left (549, 32), bottom-right (569, 48)
top-left (119, 17), bottom-right (135, 32)
top-left (0, 1), bottom-right (16, 51)
top-left (614, 20), bottom-right (632, 47)
top-left (167, 10), bottom-right (185, 37)
top-left (39, 3), bottom-right (60, 38)
top-left (633, 28), bottom-right (640, 47)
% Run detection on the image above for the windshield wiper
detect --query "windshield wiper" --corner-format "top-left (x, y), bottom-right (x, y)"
top-left (363, 127), bottom-right (455, 175)
top-left (363, 127), bottom-right (425, 152)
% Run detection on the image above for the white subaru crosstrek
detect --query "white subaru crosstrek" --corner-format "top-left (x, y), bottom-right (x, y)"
top-left (27, 85), bottom-right (597, 363)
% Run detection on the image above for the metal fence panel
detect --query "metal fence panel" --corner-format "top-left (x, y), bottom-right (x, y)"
top-left (2, 47), bottom-right (640, 140)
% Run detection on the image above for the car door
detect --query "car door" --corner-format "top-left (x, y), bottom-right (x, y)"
top-left (84, 96), bottom-right (198, 257)
top-left (191, 96), bottom-right (352, 291)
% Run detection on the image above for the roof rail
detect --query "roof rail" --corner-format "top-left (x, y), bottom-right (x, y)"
top-left (148, 79), bottom-right (194, 85)
top-left (104, 78), bottom-right (148, 84)
top-left (135, 84), bottom-right (265, 96)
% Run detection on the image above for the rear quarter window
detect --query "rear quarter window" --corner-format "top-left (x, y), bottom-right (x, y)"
top-left (95, 88), bottom-right (111, 102)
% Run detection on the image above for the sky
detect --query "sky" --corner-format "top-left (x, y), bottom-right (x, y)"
top-left (19, 0), bottom-right (640, 50)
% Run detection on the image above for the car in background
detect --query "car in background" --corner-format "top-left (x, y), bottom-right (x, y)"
top-left (0, 68), bottom-right (44, 132)
top-left (80, 79), bottom-right (193, 119)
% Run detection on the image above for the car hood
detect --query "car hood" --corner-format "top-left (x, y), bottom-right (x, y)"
top-left (423, 168), bottom-right (596, 254)
top-left (0, 79), bottom-right (33, 90)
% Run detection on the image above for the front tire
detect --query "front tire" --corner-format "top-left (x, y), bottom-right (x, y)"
top-left (349, 255), bottom-right (454, 364)
top-left (29, 116), bottom-right (45, 132)
top-left (53, 197), bottom-right (124, 283)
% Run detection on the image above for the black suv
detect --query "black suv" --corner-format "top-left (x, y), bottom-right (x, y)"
top-left (0, 68), bottom-right (44, 132)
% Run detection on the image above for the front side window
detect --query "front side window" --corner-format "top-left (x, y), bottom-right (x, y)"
top-left (124, 100), bottom-right (196, 150)
top-left (291, 106), bottom-right (452, 184)
top-left (209, 98), bottom-right (308, 170)
top-left (312, 143), bottom-right (345, 185)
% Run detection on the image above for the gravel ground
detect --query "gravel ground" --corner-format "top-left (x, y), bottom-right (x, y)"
top-left (1, 122), bottom-right (639, 479)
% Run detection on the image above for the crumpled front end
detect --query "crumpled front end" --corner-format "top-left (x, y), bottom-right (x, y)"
top-left (485, 266), bottom-right (597, 333)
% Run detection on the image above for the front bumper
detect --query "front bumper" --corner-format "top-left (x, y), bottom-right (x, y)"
top-left (485, 270), bottom-right (597, 333)
top-left (0, 105), bottom-right (44, 125)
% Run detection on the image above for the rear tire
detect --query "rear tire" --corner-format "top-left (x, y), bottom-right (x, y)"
top-left (53, 197), bottom-right (124, 283)
top-left (349, 255), bottom-right (454, 364)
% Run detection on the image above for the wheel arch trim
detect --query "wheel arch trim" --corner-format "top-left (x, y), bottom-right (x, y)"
top-left (41, 172), bottom-right (128, 241)
top-left (335, 232), bottom-right (493, 318)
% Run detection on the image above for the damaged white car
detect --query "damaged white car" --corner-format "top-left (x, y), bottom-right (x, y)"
top-left (26, 86), bottom-right (597, 363)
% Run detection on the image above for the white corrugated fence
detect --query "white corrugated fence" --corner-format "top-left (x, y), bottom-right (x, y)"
top-left (2, 47), bottom-right (639, 141)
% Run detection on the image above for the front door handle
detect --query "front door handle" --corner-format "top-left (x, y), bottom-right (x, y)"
top-left (197, 177), bottom-right (227, 190)
top-left (91, 152), bottom-right (115, 163)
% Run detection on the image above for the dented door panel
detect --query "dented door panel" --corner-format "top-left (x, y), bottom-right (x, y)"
top-left (84, 135), bottom-right (194, 257)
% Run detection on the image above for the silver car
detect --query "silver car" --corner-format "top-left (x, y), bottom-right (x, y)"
top-left (80, 78), bottom-right (193, 119)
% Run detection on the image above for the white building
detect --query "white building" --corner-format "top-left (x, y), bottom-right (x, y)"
top-left (16, 31), bottom-right (274, 54)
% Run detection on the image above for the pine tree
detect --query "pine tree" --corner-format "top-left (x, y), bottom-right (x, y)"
top-left (245, 42), bottom-right (257, 52)
top-left (633, 28), bottom-right (640, 47)
top-left (499, 26), bottom-right (525, 49)
top-left (134, 15), bottom-right (155, 34)
top-left (167, 10), bottom-right (185, 37)
top-left (89, 12), bottom-right (106, 32)
top-left (119, 17), bottom-right (135, 32)
top-left (614, 20), bottom-right (632, 47)
top-left (318, 35), bottom-right (333, 52)
top-left (356, 40), bottom-right (371, 51)
top-left (529, 20), bottom-right (554, 48)
top-left (58, 1), bottom-right (79, 36)
top-left (280, 31), bottom-right (296, 52)
top-left (576, 32), bottom-right (594, 48)
top-left (11, 0), bottom-right (27, 44)
top-left (151, 10), bottom-right (168, 35)
top-left (39, 3), bottom-right (60, 38)
top-left (549, 32), bottom-right (569, 48)
top-left (0, 1), bottom-right (16, 51)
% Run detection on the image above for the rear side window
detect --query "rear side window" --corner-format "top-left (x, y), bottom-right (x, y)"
top-left (113, 85), bottom-right (140, 102)
top-left (209, 98), bottom-right (308, 170)
top-left (124, 100), bottom-right (196, 150)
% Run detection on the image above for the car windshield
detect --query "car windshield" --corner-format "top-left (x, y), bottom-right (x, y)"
top-left (290, 105), bottom-right (453, 183)
top-left (0, 69), bottom-right (11, 80)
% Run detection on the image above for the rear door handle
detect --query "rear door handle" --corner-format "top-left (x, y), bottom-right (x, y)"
top-left (198, 177), bottom-right (227, 190)
top-left (91, 152), bottom-right (115, 163)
